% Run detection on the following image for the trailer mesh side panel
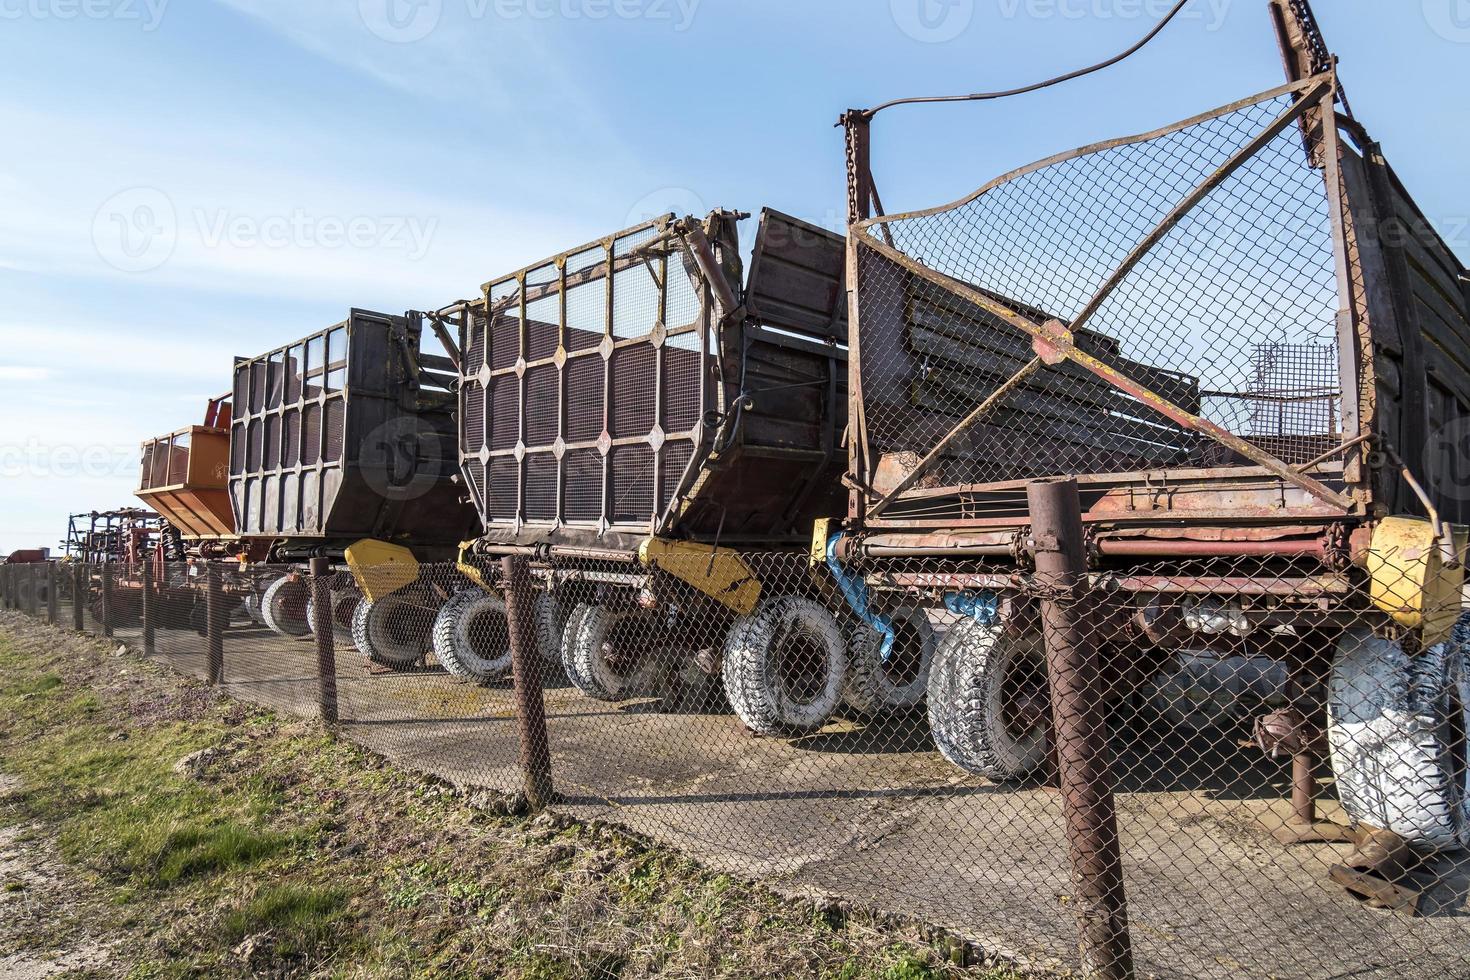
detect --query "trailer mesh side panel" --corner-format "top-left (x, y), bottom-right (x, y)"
top-left (461, 216), bottom-right (712, 534)
top-left (854, 85), bottom-right (1343, 520)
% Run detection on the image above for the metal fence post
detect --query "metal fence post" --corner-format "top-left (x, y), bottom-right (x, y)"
top-left (310, 558), bottom-right (339, 724)
top-left (100, 563), bottom-right (114, 637)
top-left (1027, 478), bottom-right (1134, 980)
top-left (2, 565), bottom-right (12, 611)
top-left (502, 555), bottom-right (555, 810)
top-left (46, 562), bottom-right (58, 626)
top-left (142, 560), bottom-right (156, 657)
top-left (25, 564), bottom-right (38, 617)
top-left (206, 564), bottom-right (224, 685)
top-left (73, 563), bottom-right (86, 632)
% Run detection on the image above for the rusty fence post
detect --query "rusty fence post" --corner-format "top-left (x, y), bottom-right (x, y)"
top-left (310, 558), bottom-right (339, 724)
top-left (100, 563), bottom-right (115, 637)
top-left (2, 564), bottom-right (12, 611)
top-left (73, 563), bottom-right (86, 632)
top-left (502, 555), bottom-right (555, 810)
top-left (46, 562), bottom-right (58, 626)
top-left (142, 560), bottom-right (156, 657)
top-left (25, 564), bottom-right (38, 617)
top-left (206, 564), bottom-right (224, 685)
top-left (1027, 478), bottom-right (1134, 980)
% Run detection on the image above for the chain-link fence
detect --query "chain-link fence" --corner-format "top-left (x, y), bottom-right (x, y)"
top-left (3, 537), bottom-right (1467, 979)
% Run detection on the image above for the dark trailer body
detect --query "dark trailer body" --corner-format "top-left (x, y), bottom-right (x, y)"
top-left (450, 208), bottom-right (848, 557)
top-left (228, 309), bottom-right (477, 561)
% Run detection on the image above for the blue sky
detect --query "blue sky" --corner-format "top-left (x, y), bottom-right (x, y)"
top-left (1, 0), bottom-right (1466, 553)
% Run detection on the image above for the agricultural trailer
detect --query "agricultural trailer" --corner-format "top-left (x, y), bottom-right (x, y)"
top-left (432, 208), bottom-right (855, 725)
top-left (59, 509), bottom-right (167, 625)
top-left (225, 309), bottom-right (479, 667)
top-left (827, 0), bottom-right (1470, 861)
top-left (122, 396), bottom-right (251, 633)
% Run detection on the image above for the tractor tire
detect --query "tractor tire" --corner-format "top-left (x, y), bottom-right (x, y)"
top-left (845, 606), bottom-right (937, 715)
top-left (562, 603), bottom-right (655, 703)
top-left (306, 587), bottom-right (360, 646)
top-left (260, 576), bottom-right (311, 638)
top-left (1328, 615), bottom-right (1470, 851)
top-left (722, 597), bottom-right (847, 737)
top-left (535, 590), bottom-right (568, 668)
top-left (351, 593), bottom-right (433, 670)
top-left (431, 588), bottom-right (514, 683)
top-left (927, 620), bottom-right (1049, 781)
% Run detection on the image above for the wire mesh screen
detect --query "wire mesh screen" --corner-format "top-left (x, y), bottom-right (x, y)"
top-left (6, 546), bottom-right (1470, 978)
top-left (854, 83), bottom-right (1343, 512)
top-left (460, 216), bottom-right (714, 535)
top-left (9, 549), bottom-right (1470, 978)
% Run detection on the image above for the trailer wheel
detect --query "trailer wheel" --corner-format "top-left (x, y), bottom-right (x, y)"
top-left (722, 597), bottom-right (847, 737)
top-left (307, 588), bottom-right (360, 646)
top-left (260, 576), bottom-right (311, 638)
top-left (431, 589), bottom-right (513, 683)
top-left (845, 606), bottom-right (937, 715)
top-left (351, 593), bottom-right (433, 670)
top-left (562, 603), bottom-right (654, 702)
top-left (927, 620), bottom-right (1049, 781)
top-left (536, 591), bottom-right (568, 668)
top-left (1328, 616), bottom-right (1470, 851)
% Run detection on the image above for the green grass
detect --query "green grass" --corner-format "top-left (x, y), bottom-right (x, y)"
top-left (0, 623), bottom-right (1027, 979)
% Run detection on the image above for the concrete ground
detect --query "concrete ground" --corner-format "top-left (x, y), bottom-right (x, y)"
top-left (75, 601), bottom-right (1470, 979)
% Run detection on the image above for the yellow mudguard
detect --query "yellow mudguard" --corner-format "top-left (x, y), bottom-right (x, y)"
top-left (639, 538), bottom-right (761, 616)
top-left (1367, 517), bottom-right (1467, 647)
top-left (344, 539), bottom-right (420, 604)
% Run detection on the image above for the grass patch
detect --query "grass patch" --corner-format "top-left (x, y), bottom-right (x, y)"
top-left (0, 619), bottom-right (1025, 978)
top-left (220, 883), bottom-right (351, 955)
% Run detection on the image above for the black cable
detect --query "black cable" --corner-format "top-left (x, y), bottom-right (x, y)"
top-left (862, 0), bottom-right (1192, 119)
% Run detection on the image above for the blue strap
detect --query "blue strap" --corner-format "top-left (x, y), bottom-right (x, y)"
top-left (944, 590), bottom-right (1000, 625)
top-left (825, 533), bottom-right (895, 661)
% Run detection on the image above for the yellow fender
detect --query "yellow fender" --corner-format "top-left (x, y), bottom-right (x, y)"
top-left (455, 540), bottom-right (492, 593)
top-left (639, 537), bottom-right (761, 616)
top-left (344, 539), bottom-right (421, 604)
top-left (1367, 517), bottom-right (1467, 647)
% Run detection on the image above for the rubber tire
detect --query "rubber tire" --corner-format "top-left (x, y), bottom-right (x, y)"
top-left (562, 603), bottom-right (652, 703)
top-left (260, 576), bottom-right (311, 638)
top-left (845, 606), bottom-right (938, 715)
top-left (535, 591), bottom-right (568, 667)
top-left (432, 589), bottom-right (513, 682)
top-left (307, 587), bottom-right (359, 645)
top-left (1328, 616), bottom-right (1470, 851)
top-left (351, 594), bottom-right (430, 670)
top-left (722, 597), bottom-right (848, 737)
top-left (927, 620), bottom-right (1049, 781)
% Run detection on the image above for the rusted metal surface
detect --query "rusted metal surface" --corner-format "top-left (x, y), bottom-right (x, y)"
top-left (503, 555), bottom-right (554, 810)
top-left (310, 557), bottom-right (339, 724)
top-left (839, 19), bottom-right (1470, 562)
top-left (206, 564), bottom-right (223, 685)
top-left (72, 563), bottom-right (84, 632)
top-left (136, 400), bottom-right (235, 543)
top-left (1028, 479), bottom-right (1134, 979)
top-left (100, 564), bottom-right (114, 638)
top-left (141, 559), bottom-right (155, 657)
